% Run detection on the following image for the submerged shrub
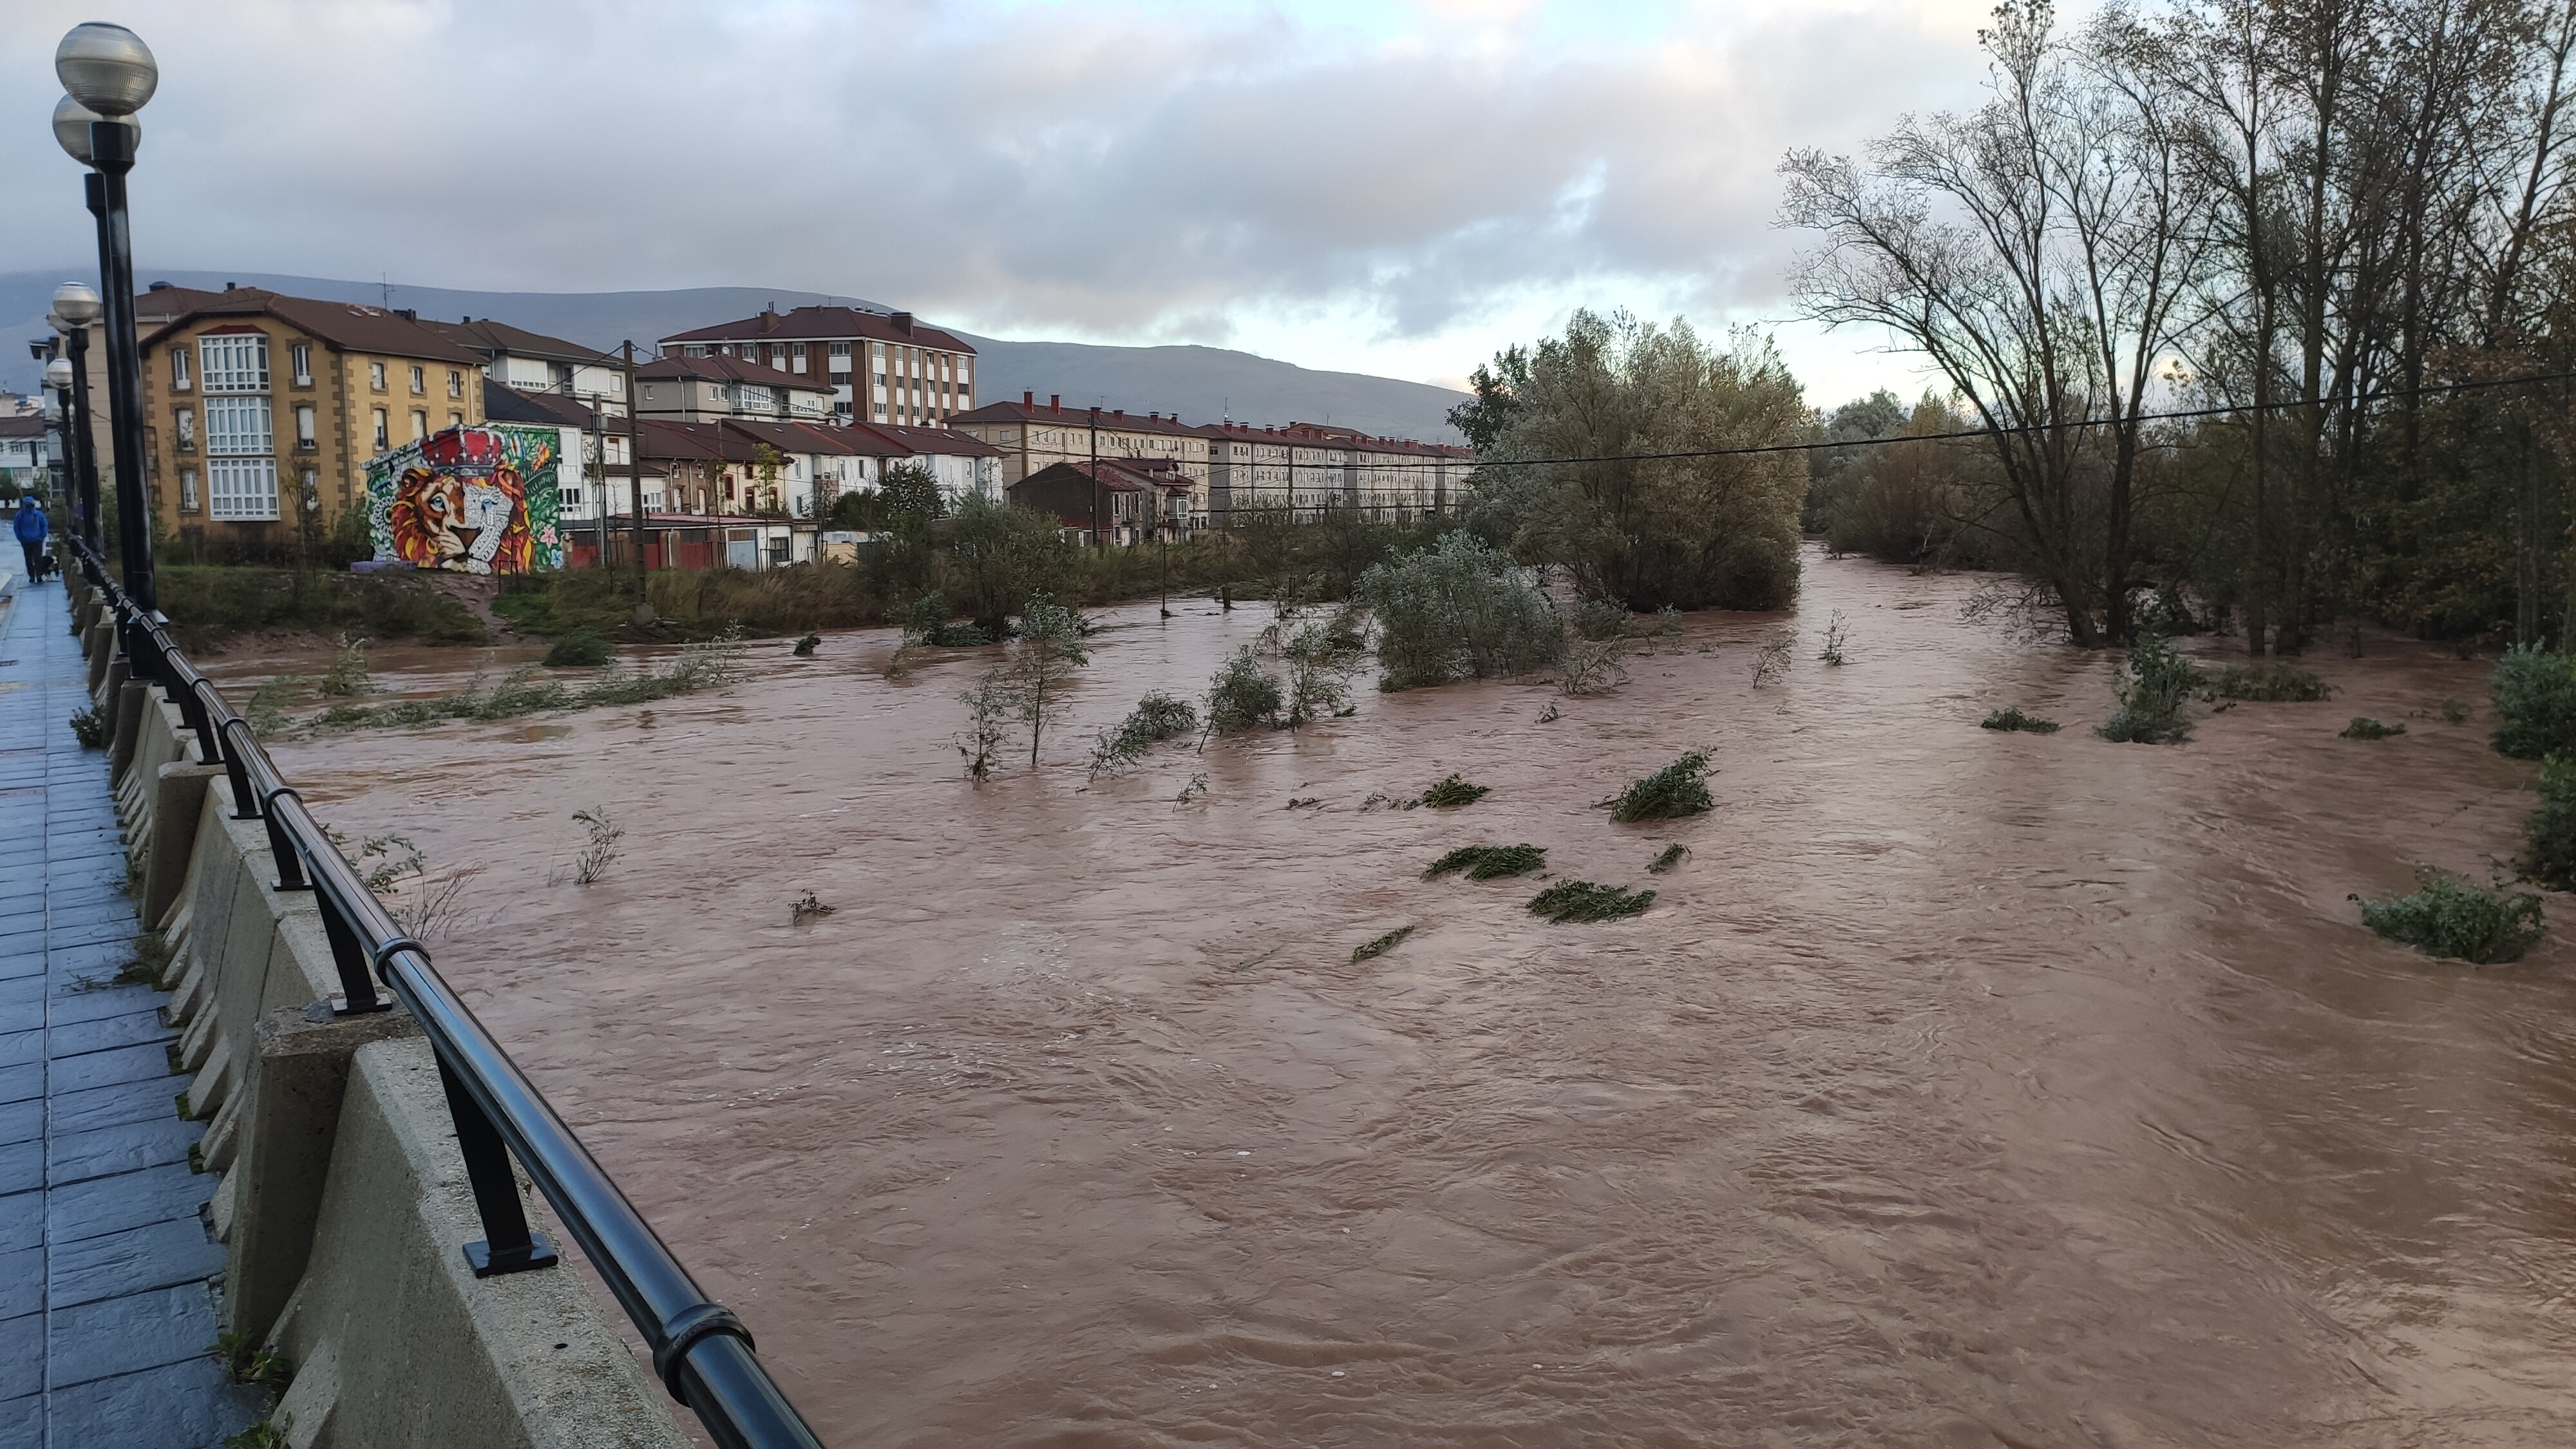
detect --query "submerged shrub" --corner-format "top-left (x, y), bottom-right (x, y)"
top-left (2354, 867), bottom-right (2544, 964)
top-left (2098, 635), bottom-right (2198, 744)
top-left (2206, 661), bottom-right (2332, 702)
top-left (1527, 880), bottom-right (1656, 922)
top-left (1358, 531), bottom-right (1563, 691)
top-left (1607, 751), bottom-right (1713, 822)
top-left (542, 629), bottom-right (613, 667)
top-left (2490, 645), bottom-right (2576, 759)
top-left (1570, 596), bottom-right (1631, 641)
top-left (1419, 774), bottom-right (1489, 808)
top-left (2523, 755), bottom-right (2576, 889)
top-left (1281, 620), bottom-right (1363, 726)
top-left (1647, 844), bottom-right (1688, 873)
top-left (1089, 690), bottom-right (1201, 777)
top-left (2340, 717), bottom-right (2404, 740)
top-left (316, 629), bottom-right (745, 730)
top-left (317, 632), bottom-right (375, 698)
top-left (1204, 647), bottom-right (1285, 734)
top-left (1980, 706), bottom-right (2061, 734)
top-left (1425, 843), bottom-right (1546, 880)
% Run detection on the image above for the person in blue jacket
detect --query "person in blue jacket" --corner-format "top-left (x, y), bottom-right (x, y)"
top-left (13, 497), bottom-right (48, 583)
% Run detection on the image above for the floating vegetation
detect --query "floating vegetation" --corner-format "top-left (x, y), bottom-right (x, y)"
top-left (792, 632), bottom-right (822, 657)
top-left (1351, 926), bottom-right (1414, 962)
top-left (1980, 706), bottom-right (2061, 734)
top-left (2354, 867), bottom-right (2543, 965)
top-left (1175, 773), bottom-right (1209, 804)
top-left (2340, 717), bottom-right (2405, 740)
top-left (1607, 751), bottom-right (1713, 822)
top-left (1528, 880), bottom-right (1656, 923)
top-left (1537, 701), bottom-right (1561, 723)
top-left (1424, 844), bottom-right (1546, 880)
top-left (2433, 696), bottom-right (2471, 724)
top-left (542, 630), bottom-right (613, 667)
top-left (1647, 844), bottom-right (1689, 874)
top-left (1419, 774), bottom-right (1489, 808)
top-left (791, 890), bottom-right (836, 923)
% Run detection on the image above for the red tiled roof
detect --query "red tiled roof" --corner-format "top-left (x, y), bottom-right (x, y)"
top-left (135, 289), bottom-right (486, 364)
top-left (659, 305), bottom-right (974, 355)
top-left (636, 354), bottom-right (822, 391)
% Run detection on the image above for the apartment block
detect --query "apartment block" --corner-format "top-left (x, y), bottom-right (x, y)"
top-left (658, 305), bottom-right (976, 427)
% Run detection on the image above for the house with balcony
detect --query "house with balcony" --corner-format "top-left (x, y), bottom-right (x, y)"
top-left (422, 316), bottom-right (629, 408)
top-left (634, 355), bottom-right (832, 425)
top-left (658, 306), bottom-right (976, 428)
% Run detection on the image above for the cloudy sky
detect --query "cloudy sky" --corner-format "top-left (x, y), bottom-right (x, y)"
top-left (6, 0), bottom-right (2001, 405)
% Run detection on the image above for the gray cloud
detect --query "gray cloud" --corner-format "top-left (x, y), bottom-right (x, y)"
top-left (1, 0), bottom-right (1993, 358)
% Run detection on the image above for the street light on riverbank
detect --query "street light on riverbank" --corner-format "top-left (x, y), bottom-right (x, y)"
top-left (48, 285), bottom-right (103, 553)
top-left (53, 23), bottom-right (158, 611)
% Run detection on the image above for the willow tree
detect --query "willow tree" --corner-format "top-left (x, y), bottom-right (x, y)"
top-left (1467, 310), bottom-right (1807, 612)
top-left (1781, 0), bottom-right (2205, 646)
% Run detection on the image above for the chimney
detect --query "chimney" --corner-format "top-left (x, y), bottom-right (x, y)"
top-left (760, 308), bottom-right (779, 332)
top-left (892, 312), bottom-right (913, 335)
top-left (1113, 409), bottom-right (1125, 421)
top-left (148, 280), bottom-right (171, 292)
top-left (1023, 390), bottom-right (1034, 406)
top-left (1049, 393), bottom-right (1060, 412)
top-left (395, 308), bottom-right (417, 321)
top-left (223, 281), bottom-right (236, 291)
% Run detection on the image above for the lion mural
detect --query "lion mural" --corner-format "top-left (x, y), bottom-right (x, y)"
top-left (366, 426), bottom-right (561, 574)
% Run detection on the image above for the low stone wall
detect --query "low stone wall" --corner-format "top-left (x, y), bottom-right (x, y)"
top-left (69, 571), bottom-right (685, 1449)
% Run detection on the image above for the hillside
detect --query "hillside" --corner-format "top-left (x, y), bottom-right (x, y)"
top-left (1, 270), bottom-right (1469, 443)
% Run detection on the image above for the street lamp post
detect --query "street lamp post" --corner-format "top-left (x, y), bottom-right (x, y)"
top-left (48, 285), bottom-right (103, 553)
top-left (43, 355), bottom-right (76, 520)
top-left (54, 23), bottom-right (158, 611)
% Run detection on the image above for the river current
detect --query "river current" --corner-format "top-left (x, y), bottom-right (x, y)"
top-left (230, 551), bottom-right (2575, 1446)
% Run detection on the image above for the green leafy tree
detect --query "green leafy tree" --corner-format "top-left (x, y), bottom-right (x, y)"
top-left (1466, 310), bottom-right (1808, 611)
top-left (1004, 592), bottom-right (1090, 766)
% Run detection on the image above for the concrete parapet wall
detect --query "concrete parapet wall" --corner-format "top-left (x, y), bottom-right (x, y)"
top-left (74, 603), bottom-right (685, 1448)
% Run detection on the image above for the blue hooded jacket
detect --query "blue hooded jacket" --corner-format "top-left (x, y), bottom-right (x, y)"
top-left (12, 503), bottom-right (46, 545)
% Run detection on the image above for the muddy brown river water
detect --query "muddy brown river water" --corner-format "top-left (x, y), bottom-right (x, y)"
top-left (221, 551), bottom-right (2576, 1447)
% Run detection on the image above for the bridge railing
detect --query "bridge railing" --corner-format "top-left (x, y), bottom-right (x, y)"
top-left (69, 539), bottom-right (825, 1449)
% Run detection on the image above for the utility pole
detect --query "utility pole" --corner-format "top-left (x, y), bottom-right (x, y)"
top-left (623, 341), bottom-right (649, 609)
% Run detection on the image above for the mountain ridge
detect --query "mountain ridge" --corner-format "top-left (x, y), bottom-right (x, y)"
top-left (1, 270), bottom-right (1469, 443)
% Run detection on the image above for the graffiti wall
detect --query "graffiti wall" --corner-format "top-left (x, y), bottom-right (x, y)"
top-left (365, 424), bottom-right (563, 573)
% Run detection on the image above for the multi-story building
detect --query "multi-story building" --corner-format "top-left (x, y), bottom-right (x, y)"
top-left (658, 306), bottom-right (976, 428)
top-left (419, 316), bottom-right (630, 407)
top-left (634, 355), bottom-right (833, 424)
top-left (949, 393), bottom-right (1213, 494)
top-left (480, 381), bottom-right (643, 524)
top-left (0, 414), bottom-right (55, 497)
top-left (135, 286), bottom-right (487, 545)
top-left (951, 393), bottom-right (1472, 525)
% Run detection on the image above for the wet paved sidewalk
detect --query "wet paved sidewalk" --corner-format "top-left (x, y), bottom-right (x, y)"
top-left (0, 574), bottom-right (261, 1447)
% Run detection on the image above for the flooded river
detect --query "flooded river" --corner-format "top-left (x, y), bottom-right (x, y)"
top-left (230, 550), bottom-right (2575, 1446)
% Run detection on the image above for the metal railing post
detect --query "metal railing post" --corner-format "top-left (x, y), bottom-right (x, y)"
top-left (308, 880), bottom-right (390, 1016)
top-left (435, 1048), bottom-right (561, 1278)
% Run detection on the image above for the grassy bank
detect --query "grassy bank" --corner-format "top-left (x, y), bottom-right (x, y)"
top-left (155, 509), bottom-right (1462, 649)
top-left (158, 567), bottom-right (488, 650)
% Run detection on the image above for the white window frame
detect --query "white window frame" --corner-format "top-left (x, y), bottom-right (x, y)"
top-left (179, 466), bottom-right (198, 512)
top-left (290, 343), bottom-right (312, 386)
top-left (204, 395), bottom-right (273, 457)
top-left (207, 457), bottom-right (279, 521)
top-left (370, 361), bottom-right (386, 391)
top-left (170, 348), bottom-right (192, 390)
top-left (175, 407), bottom-right (196, 449)
top-left (295, 404), bottom-right (316, 448)
top-left (372, 408), bottom-right (388, 451)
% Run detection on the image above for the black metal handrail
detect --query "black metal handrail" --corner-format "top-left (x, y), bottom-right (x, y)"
top-left (68, 539), bottom-right (824, 1449)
